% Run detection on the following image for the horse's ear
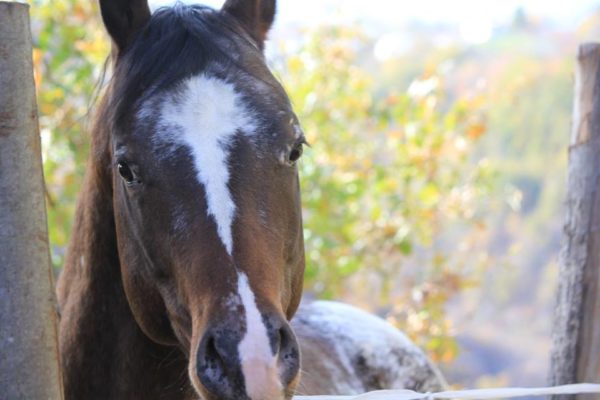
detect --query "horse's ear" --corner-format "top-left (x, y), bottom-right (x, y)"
top-left (221, 0), bottom-right (276, 50)
top-left (99, 0), bottom-right (151, 55)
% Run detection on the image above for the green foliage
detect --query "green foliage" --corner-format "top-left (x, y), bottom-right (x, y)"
top-left (31, 0), bottom-right (108, 265)
top-left (277, 27), bottom-right (496, 361)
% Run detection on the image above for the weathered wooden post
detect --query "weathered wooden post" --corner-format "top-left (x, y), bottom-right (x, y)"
top-left (549, 43), bottom-right (600, 399)
top-left (0, 2), bottom-right (64, 398)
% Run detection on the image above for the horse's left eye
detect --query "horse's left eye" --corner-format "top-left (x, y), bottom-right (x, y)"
top-left (288, 143), bottom-right (303, 164)
top-left (117, 161), bottom-right (137, 184)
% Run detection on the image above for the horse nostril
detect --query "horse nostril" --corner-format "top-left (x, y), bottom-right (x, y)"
top-left (276, 327), bottom-right (284, 353)
top-left (277, 324), bottom-right (300, 386)
top-left (196, 332), bottom-right (240, 399)
top-left (204, 336), bottom-right (222, 370)
top-left (278, 327), bottom-right (289, 355)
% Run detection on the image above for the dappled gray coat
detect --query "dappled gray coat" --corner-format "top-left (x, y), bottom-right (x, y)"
top-left (293, 301), bottom-right (447, 395)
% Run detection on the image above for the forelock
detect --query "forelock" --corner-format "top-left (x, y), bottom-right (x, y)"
top-left (106, 3), bottom-right (250, 131)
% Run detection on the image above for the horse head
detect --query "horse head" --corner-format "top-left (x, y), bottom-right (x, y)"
top-left (98, 1), bottom-right (305, 398)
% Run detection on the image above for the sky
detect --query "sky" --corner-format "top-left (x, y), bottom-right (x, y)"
top-left (150, 0), bottom-right (599, 28)
top-left (150, 0), bottom-right (600, 47)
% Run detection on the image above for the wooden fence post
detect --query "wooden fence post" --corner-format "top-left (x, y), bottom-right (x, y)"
top-left (0, 2), bottom-right (64, 399)
top-left (549, 43), bottom-right (600, 399)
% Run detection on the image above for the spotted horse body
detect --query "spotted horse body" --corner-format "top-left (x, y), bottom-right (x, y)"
top-left (56, 1), bottom-right (445, 399)
top-left (293, 301), bottom-right (446, 396)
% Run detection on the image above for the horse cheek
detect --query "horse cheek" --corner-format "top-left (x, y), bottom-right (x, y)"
top-left (118, 246), bottom-right (178, 346)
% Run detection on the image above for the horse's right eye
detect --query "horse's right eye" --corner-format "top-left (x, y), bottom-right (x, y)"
top-left (117, 161), bottom-right (136, 184)
top-left (288, 143), bottom-right (303, 164)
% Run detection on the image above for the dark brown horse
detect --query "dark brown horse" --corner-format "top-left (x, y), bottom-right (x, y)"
top-left (57, 1), bottom-right (445, 399)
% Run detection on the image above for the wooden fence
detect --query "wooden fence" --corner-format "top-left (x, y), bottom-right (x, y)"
top-left (549, 43), bottom-right (600, 400)
top-left (0, 2), bottom-right (64, 399)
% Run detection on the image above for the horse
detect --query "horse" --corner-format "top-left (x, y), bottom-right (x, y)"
top-left (291, 301), bottom-right (446, 395)
top-left (56, 1), bottom-right (446, 399)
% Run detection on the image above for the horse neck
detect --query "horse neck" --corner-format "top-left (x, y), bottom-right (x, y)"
top-left (57, 131), bottom-right (127, 391)
top-left (58, 87), bottom-right (125, 310)
top-left (57, 126), bottom-right (119, 309)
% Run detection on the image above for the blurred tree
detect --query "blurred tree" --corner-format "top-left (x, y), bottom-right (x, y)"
top-left (276, 26), bottom-right (497, 361)
top-left (31, 0), bottom-right (108, 266)
top-left (33, 1), bottom-right (498, 362)
top-left (512, 7), bottom-right (530, 31)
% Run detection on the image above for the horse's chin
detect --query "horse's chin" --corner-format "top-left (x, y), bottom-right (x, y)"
top-left (186, 356), bottom-right (298, 400)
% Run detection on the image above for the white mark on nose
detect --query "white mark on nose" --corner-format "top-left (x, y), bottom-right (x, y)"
top-left (237, 272), bottom-right (281, 399)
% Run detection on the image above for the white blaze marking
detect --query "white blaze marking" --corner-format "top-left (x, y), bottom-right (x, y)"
top-left (237, 272), bottom-right (281, 399)
top-left (153, 74), bottom-right (279, 398)
top-left (158, 74), bottom-right (253, 254)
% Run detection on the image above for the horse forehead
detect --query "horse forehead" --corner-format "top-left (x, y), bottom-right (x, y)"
top-left (149, 73), bottom-right (256, 254)
top-left (156, 74), bottom-right (255, 137)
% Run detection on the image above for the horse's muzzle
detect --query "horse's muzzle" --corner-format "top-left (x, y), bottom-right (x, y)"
top-left (195, 313), bottom-right (300, 400)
